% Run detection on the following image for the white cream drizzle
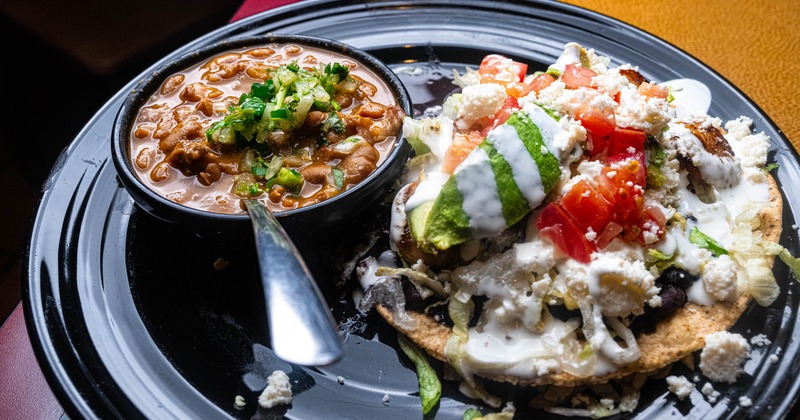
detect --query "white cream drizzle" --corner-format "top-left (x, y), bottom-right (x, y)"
top-left (453, 147), bottom-right (506, 236)
top-left (485, 124), bottom-right (546, 207)
top-left (663, 78), bottom-right (712, 119)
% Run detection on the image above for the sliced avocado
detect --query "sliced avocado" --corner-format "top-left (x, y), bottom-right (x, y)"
top-left (421, 111), bottom-right (563, 252)
top-left (478, 142), bottom-right (529, 227)
top-left (505, 112), bottom-right (561, 192)
top-left (408, 201), bottom-right (434, 244)
top-left (424, 178), bottom-right (472, 251)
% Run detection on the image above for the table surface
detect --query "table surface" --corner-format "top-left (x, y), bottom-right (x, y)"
top-left (3, 0), bottom-right (799, 418)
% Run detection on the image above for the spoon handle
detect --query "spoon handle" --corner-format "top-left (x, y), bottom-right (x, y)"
top-left (245, 199), bottom-right (342, 366)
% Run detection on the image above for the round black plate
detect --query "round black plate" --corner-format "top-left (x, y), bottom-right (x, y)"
top-left (24, 1), bottom-right (800, 418)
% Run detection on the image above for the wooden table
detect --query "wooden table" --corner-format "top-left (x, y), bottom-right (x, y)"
top-left (562, 0), bottom-right (800, 150)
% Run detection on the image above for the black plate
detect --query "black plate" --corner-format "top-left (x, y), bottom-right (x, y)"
top-left (24, 1), bottom-right (800, 418)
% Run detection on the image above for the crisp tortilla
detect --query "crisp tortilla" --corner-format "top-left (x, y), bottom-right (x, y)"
top-left (378, 175), bottom-right (782, 387)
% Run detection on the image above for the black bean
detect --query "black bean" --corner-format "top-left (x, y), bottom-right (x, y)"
top-left (657, 267), bottom-right (697, 289)
top-left (401, 278), bottom-right (425, 311)
top-left (631, 284), bottom-right (687, 335)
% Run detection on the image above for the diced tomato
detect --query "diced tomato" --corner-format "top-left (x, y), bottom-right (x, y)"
top-left (481, 96), bottom-right (519, 136)
top-left (537, 203), bottom-right (596, 263)
top-left (441, 131), bottom-right (484, 174)
top-left (596, 221), bottom-right (624, 249)
top-left (585, 133), bottom-right (608, 157)
top-left (561, 180), bottom-right (612, 234)
top-left (598, 165), bottom-right (642, 224)
top-left (638, 82), bottom-right (669, 100)
top-left (576, 102), bottom-right (616, 138)
top-left (561, 63), bottom-right (597, 89)
top-left (608, 152), bottom-right (646, 187)
top-left (633, 206), bottom-right (667, 245)
top-left (479, 76), bottom-right (527, 98)
top-left (479, 54), bottom-right (528, 82)
top-left (521, 73), bottom-right (555, 96)
top-left (607, 127), bottom-right (646, 156)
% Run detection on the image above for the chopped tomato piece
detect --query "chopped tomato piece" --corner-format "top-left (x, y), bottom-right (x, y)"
top-left (561, 180), bottom-right (611, 233)
top-left (481, 96), bottom-right (519, 136)
top-left (537, 203), bottom-right (596, 263)
top-left (576, 102), bottom-right (616, 138)
top-left (634, 206), bottom-right (667, 245)
top-left (561, 180), bottom-right (612, 234)
top-left (598, 165), bottom-right (643, 224)
top-left (608, 152), bottom-right (646, 187)
top-left (638, 82), bottom-right (668, 100)
top-left (596, 221), bottom-right (624, 249)
top-left (479, 76), bottom-right (527, 98)
top-left (521, 73), bottom-right (555, 96)
top-left (585, 133), bottom-right (608, 157)
top-left (441, 131), bottom-right (484, 174)
top-left (479, 54), bottom-right (528, 82)
top-left (607, 127), bottom-right (646, 156)
top-left (561, 63), bottom-right (597, 89)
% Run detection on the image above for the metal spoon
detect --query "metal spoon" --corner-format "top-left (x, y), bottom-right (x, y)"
top-left (244, 199), bottom-right (342, 366)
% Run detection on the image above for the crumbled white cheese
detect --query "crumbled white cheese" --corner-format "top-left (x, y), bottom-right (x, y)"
top-left (337, 376), bottom-right (346, 385)
top-left (586, 248), bottom-right (659, 317)
top-left (725, 117), bottom-right (770, 170)
top-left (258, 370), bottom-right (293, 408)
top-left (456, 83), bottom-right (507, 129)
top-left (234, 395), bottom-right (246, 410)
top-left (592, 68), bottom-right (629, 97)
top-left (615, 85), bottom-right (672, 136)
top-left (382, 393), bottom-right (391, 406)
top-left (701, 382), bottom-right (720, 403)
top-left (768, 354), bottom-right (779, 364)
top-left (699, 331), bottom-right (750, 383)
top-left (487, 55), bottom-right (522, 83)
top-left (666, 375), bottom-right (694, 400)
top-left (702, 255), bottom-right (740, 302)
top-left (750, 334), bottom-right (771, 347)
top-left (739, 396), bottom-right (753, 407)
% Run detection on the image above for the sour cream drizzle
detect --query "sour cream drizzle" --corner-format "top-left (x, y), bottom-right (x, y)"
top-left (522, 103), bottom-right (569, 157)
top-left (453, 147), bottom-right (506, 236)
top-left (662, 78), bottom-right (712, 118)
top-left (486, 124), bottom-right (546, 207)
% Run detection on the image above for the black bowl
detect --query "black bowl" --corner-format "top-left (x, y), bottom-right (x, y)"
top-left (111, 34), bottom-right (412, 239)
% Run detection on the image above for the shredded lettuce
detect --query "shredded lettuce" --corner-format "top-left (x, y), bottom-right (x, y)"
top-left (646, 248), bottom-right (675, 271)
top-left (398, 335), bottom-right (441, 416)
top-left (463, 408), bottom-right (483, 420)
top-left (688, 226), bottom-right (729, 257)
top-left (402, 116), bottom-right (455, 158)
top-left (375, 266), bottom-right (445, 298)
top-left (727, 215), bottom-right (780, 306)
top-left (779, 248), bottom-right (800, 278)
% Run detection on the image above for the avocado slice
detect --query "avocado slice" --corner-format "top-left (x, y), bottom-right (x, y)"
top-left (408, 201), bottom-right (434, 245)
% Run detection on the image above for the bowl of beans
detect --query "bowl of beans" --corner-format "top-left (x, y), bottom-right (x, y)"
top-left (112, 34), bottom-right (412, 236)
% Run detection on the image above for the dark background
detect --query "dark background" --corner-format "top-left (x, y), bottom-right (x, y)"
top-left (0, 0), bottom-right (243, 323)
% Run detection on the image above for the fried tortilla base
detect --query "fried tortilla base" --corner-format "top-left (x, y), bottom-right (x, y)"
top-left (378, 175), bottom-right (782, 387)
